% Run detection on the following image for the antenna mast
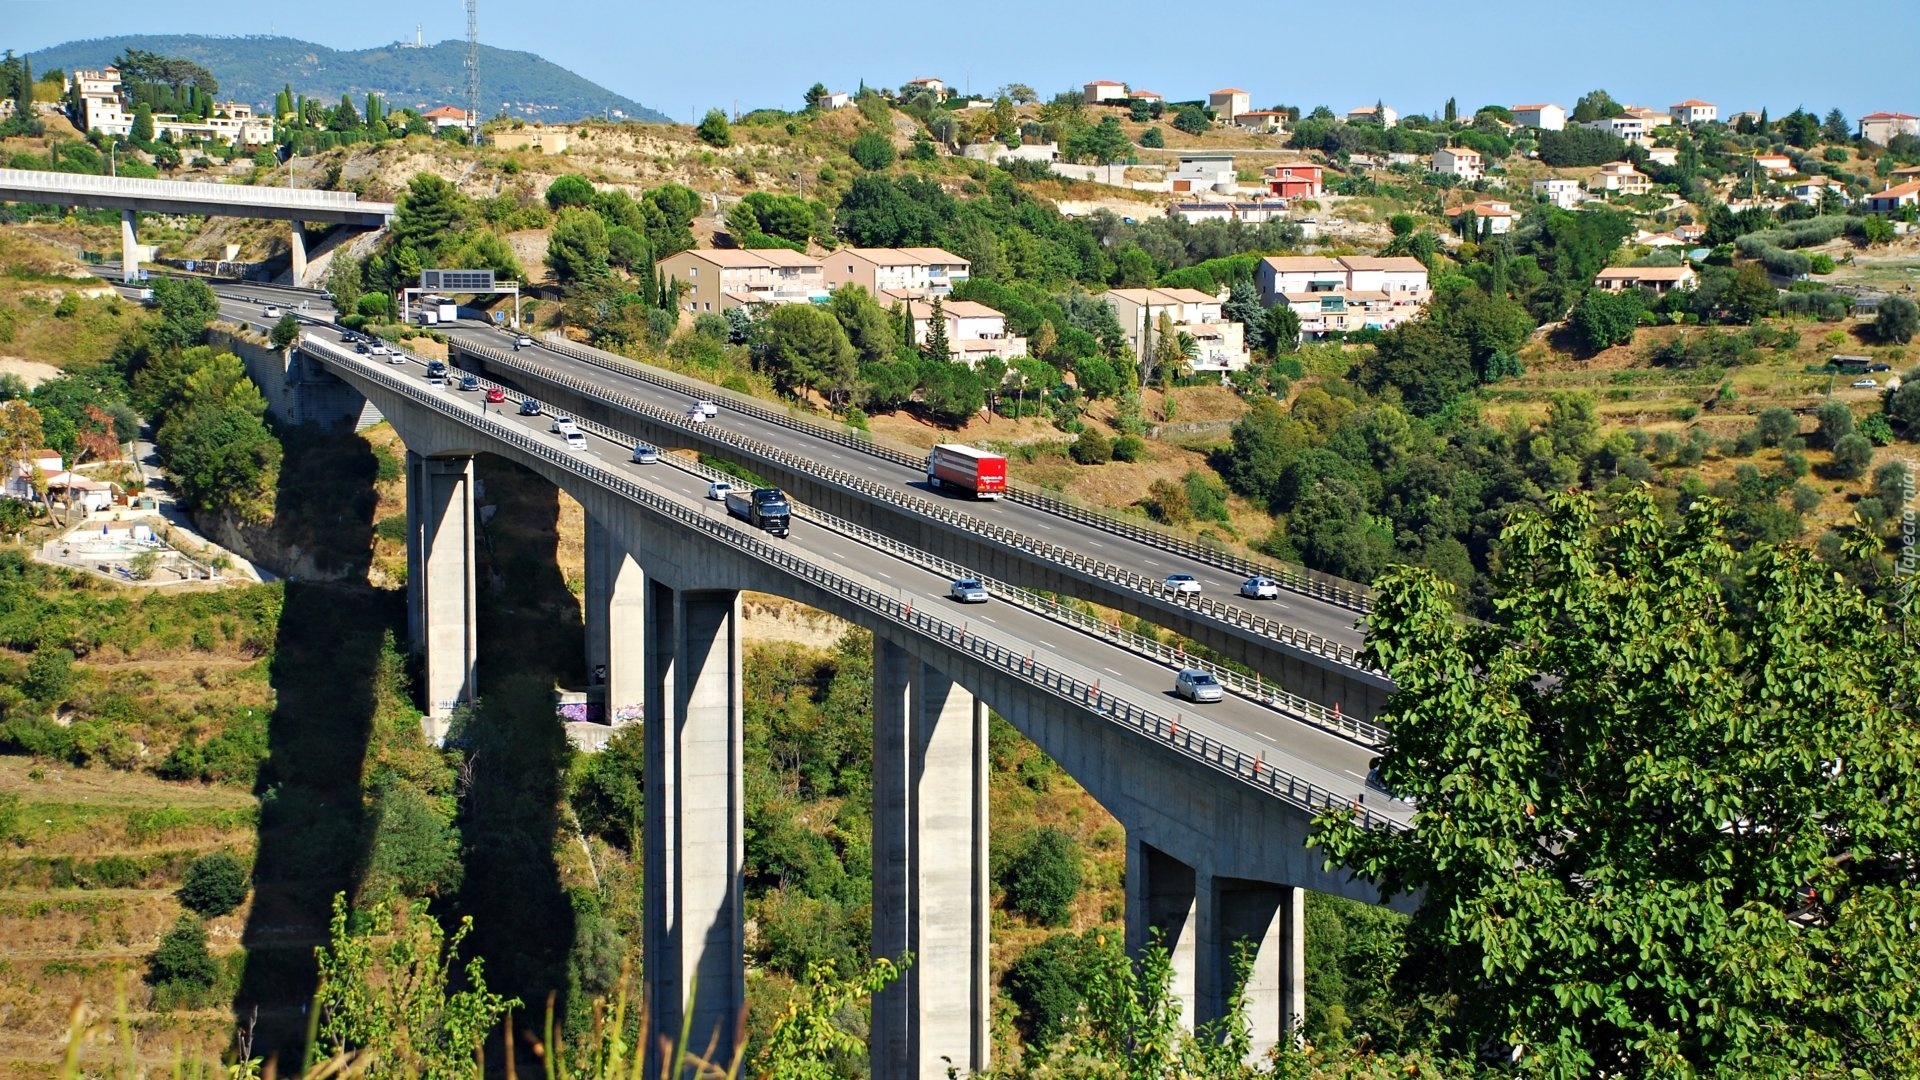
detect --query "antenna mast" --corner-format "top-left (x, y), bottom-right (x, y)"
top-left (465, 0), bottom-right (481, 144)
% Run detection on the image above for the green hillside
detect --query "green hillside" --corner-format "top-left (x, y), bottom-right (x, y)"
top-left (26, 34), bottom-right (670, 124)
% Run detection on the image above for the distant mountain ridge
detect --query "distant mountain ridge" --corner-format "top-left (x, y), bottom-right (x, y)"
top-left (27, 34), bottom-right (670, 124)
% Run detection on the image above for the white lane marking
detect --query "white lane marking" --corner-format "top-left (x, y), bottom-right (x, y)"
top-left (876, 572), bottom-right (892, 580)
top-left (1103, 667), bottom-right (1122, 676)
top-left (1036, 639), bottom-right (1055, 648)
top-left (1344, 770), bottom-right (1364, 779)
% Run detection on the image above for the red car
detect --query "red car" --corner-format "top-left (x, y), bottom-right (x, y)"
top-left (484, 387), bottom-right (506, 404)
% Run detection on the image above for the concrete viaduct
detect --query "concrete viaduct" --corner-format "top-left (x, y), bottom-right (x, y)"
top-left (296, 332), bottom-right (1407, 1079)
top-left (0, 168), bottom-right (394, 285)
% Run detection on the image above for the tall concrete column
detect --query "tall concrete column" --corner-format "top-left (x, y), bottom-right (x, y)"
top-left (404, 451), bottom-right (425, 654)
top-left (289, 224), bottom-right (308, 287)
top-left (1126, 838), bottom-right (1198, 1030)
top-left (120, 210), bottom-right (138, 284)
top-left (871, 638), bottom-right (990, 1079)
top-left (644, 586), bottom-right (744, 1075)
top-left (418, 456), bottom-right (477, 740)
top-left (1195, 878), bottom-right (1306, 1061)
top-left (583, 515), bottom-right (645, 724)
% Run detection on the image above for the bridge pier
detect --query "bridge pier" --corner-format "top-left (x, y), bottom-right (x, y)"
top-left (644, 585), bottom-right (745, 1075)
top-left (289, 224), bottom-right (308, 287)
top-left (411, 454), bottom-right (477, 740)
top-left (120, 210), bottom-right (138, 283)
top-left (1196, 879), bottom-right (1306, 1060)
top-left (1127, 838), bottom-right (1199, 1029)
top-left (871, 640), bottom-right (991, 1079)
top-left (584, 515), bottom-right (646, 724)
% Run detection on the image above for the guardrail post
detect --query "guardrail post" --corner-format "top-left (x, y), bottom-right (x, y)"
top-left (871, 639), bottom-right (991, 1078)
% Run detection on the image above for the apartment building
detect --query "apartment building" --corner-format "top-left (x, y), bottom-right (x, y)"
top-left (1444, 200), bottom-right (1515, 235)
top-left (821, 247), bottom-right (970, 298)
top-left (656, 248), bottom-right (828, 314)
top-left (70, 67), bottom-right (132, 137)
top-left (908, 299), bottom-right (1027, 365)
top-left (67, 68), bottom-right (271, 146)
top-left (1589, 161), bottom-right (1651, 195)
top-left (1256, 255), bottom-right (1429, 315)
top-left (1102, 288), bottom-right (1250, 373)
top-left (1583, 114), bottom-right (1647, 144)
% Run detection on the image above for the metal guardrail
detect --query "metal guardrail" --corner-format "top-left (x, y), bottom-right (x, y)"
top-left (0, 167), bottom-right (392, 212)
top-left (304, 333), bottom-right (1404, 830)
top-left (525, 331), bottom-right (1373, 615)
top-left (454, 338), bottom-right (1379, 676)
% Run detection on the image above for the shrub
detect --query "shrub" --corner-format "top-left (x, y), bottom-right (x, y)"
top-left (1756, 406), bottom-right (1797, 446)
top-left (1816, 401), bottom-right (1855, 446)
top-left (1111, 434), bottom-right (1147, 462)
top-left (149, 914), bottom-right (218, 1000)
top-left (1068, 428), bottom-right (1112, 464)
top-left (1829, 433), bottom-right (1874, 479)
top-left (179, 851), bottom-right (249, 917)
top-left (1000, 827), bottom-right (1083, 926)
top-left (1876, 295), bottom-right (1918, 344)
top-left (696, 109), bottom-right (732, 148)
top-left (849, 130), bottom-right (896, 171)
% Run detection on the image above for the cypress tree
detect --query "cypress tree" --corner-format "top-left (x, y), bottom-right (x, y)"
top-left (19, 56), bottom-right (32, 111)
top-left (923, 296), bottom-right (952, 364)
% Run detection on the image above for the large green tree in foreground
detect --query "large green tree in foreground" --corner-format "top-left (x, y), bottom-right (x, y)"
top-left (1316, 490), bottom-right (1920, 1076)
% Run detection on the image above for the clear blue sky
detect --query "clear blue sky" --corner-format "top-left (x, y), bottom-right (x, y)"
top-left (7, 0), bottom-right (1914, 123)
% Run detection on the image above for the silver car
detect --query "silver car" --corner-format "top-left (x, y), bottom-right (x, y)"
top-left (1239, 576), bottom-right (1279, 599)
top-left (948, 578), bottom-right (989, 603)
top-left (1174, 668), bottom-right (1223, 703)
top-left (630, 443), bottom-right (660, 464)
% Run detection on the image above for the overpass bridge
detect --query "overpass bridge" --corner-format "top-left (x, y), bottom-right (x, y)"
top-left (0, 168), bottom-right (394, 285)
top-left (294, 329), bottom-right (1406, 1078)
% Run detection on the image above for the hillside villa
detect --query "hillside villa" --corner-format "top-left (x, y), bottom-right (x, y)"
top-left (1263, 163), bottom-right (1324, 199)
top-left (1670, 99), bottom-right (1717, 125)
top-left (907, 300), bottom-right (1028, 365)
top-left (1589, 161), bottom-right (1651, 195)
top-left (657, 248), bottom-right (827, 313)
top-left (1860, 112), bottom-right (1920, 145)
top-left (1594, 266), bottom-right (1697, 294)
top-left (1533, 178), bottom-right (1584, 209)
top-left (1511, 104), bottom-right (1565, 130)
top-left (1101, 288), bottom-right (1251, 373)
top-left (822, 247), bottom-right (970, 298)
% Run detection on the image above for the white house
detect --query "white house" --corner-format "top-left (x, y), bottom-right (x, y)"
top-left (1584, 115), bottom-right (1647, 144)
top-left (1863, 179), bottom-right (1920, 214)
top-left (1431, 146), bottom-right (1483, 182)
top-left (1533, 178), bottom-right (1584, 209)
top-left (1594, 266), bottom-right (1697, 294)
top-left (1257, 255), bottom-right (1429, 312)
top-left (823, 247), bottom-right (970, 297)
top-left (1102, 287), bottom-right (1250, 372)
top-left (1589, 161), bottom-right (1651, 194)
top-left (1172, 154), bottom-right (1237, 194)
top-left (1790, 176), bottom-right (1851, 207)
top-left (1859, 112), bottom-right (1920, 145)
top-left (1670, 99), bottom-right (1718, 125)
top-left (1645, 146), bottom-right (1679, 167)
top-left (1445, 200), bottom-right (1514, 235)
top-left (1347, 104), bottom-right (1397, 128)
top-left (1256, 256), bottom-right (1348, 301)
top-left (903, 78), bottom-right (949, 99)
top-left (1084, 80), bottom-right (1129, 105)
top-left (1511, 103), bottom-right (1565, 131)
top-left (70, 68), bottom-right (132, 137)
top-left (1166, 202), bottom-right (1237, 224)
top-left (824, 91), bottom-right (852, 110)
top-left (4, 449), bottom-right (63, 502)
top-left (1208, 88), bottom-right (1251, 122)
top-left (909, 299), bottom-right (1027, 366)
top-left (1234, 110), bottom-right (1289, 134)
top-left (422, 105), bottom-right (469, 131)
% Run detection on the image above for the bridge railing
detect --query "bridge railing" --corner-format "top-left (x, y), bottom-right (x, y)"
top-left (559, 405), bottom-right (1385, 748)
top-left (456, 339), bottom-right (1380, 677)
top-left (306, 334), bottom-right (1404, 831)
top-left (529, 332), bottom-right (1373, 615)
top-left (0, 167), bottom-right (389, 211)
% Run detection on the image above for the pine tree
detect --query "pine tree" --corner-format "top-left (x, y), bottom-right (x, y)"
top-left (923, 296), bottom-right (952, 364)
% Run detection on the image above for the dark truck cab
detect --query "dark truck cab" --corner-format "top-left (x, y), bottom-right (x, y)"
top-left (726, 487), bottom-right (792, 537)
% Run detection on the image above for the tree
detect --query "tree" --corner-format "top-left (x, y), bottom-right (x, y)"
top-left (1172, 104), bottom-right (1210, 136)
top-left (827, 285), bottom-right (896, 365)
top-left (312, 893), bottom-right (517, 1076)
top-left (179, 851), bottom-right (249, 917)
top-left (1816, 400), bottom-right (1855, 446)
top-left (1756, 406), bottom-right (1798, 446)
top-left (147, 276), bottom-right (220, 351)
top-left (1315, 489), bottom-right (1920, 1076)
top-left (850, 128), bottom-right (896, 170)
top-left (269, 314), bottom-right (299, 350)
top-left (1875, 295), bottom-right (1918, 344)
top-left (391, 173), bottom-right (468, 266)
top-left (148, 914), bottom-right (217, 996)
top-left (328, 92), bottom-right (360, 131)
top-left (1725, 262), bottom-right (1778, 324)
top-left (1829, 432), bottom-right (1874, 479)
top-left (545, 173), bottom-right (596, 210)
top-left (1359, 319), bottom-right (1476, 416)
top-left (130, 102), bottom-right (154, 144)
top-left (1000, 826), bottom-right (1083, 925)
top-left (546, 207), bottom-right (611, 286)
top-left (921, 296), bottom-right (952, 365)
top-left (1139, 126), bottom-right (1164, 148)
top-left (804, 82), bottom-right (830, 112)
top-left (757, 304), bottom-right (857, 400)
top-left (1822, 108), bottom-right (1851, 144)
top-left (1569, 288), bottom-right (1642, 352)
top-left (1262, 304), bottom-right (1301, 354)
top-left (696, 107), bottom-right (732, 147)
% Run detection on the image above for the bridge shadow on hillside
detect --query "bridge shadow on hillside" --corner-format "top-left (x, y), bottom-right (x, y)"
top-left (450, 454), bottom-right (585, 1048)
top-left (232, 421), bottom-right (389, 1066)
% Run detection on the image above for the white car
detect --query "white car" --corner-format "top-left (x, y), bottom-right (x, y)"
top-left (687, 408), bottom-right (708, 424)
top-left (515, 334), bottom-right (534, 348)
top-left (1163, 573), bottom-right (1202, 595)
top-left (551, 415), bottom-right (579, 435)
top-left (948, 578), bottom-right (989, 604)
top-left (1239, 576), bottom-right (1279, 600)
top-left (706, 481), bottom-right (733, 501)
top-left (630, 443), bottom-right (660, 464)
top-left (563, 431), bottom-right (589, 453)
top-left (1851, 378), bottom-right (1878, 389)
top-left (692, 399), bottom-right (719, 417)
top-left (263, 305), bottom-right (281, 318)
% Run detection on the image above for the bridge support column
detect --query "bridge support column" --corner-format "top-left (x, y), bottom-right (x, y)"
top-left (584, 515), bottom-right (645, 724)
top-left (1126, 838), bottom-right (1198, 1031)
top-left (416, 455), bottom-right (477, 741)
top-left (644, 586), bottom-right (744, 1075)
top-left (871, 639), bottom-right (991, 1079)
top-left (120, 211), bottom-right (138, 284)
top-left (404, 451), bottom-right (425, 653)
top-left (1196, 879), bottom-right (1306, 1061)
top-left (289, 224), bottom-right (308, 287)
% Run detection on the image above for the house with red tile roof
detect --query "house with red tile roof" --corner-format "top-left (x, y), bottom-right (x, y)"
top-left (1208, 88), bottom-right (1251, 122)
top-left (1670, 99), bottom-right (1717, 125)
top-left (1860, 112), bottom-right (1920, 145)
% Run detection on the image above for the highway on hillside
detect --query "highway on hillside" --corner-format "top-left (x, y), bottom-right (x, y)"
top-left (284, 317), bottom-right (1409, 825)
top-left (206, 282), bottom-right (1370, 651)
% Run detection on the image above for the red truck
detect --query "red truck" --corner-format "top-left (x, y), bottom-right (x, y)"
top-left (926, 444), bottom-right (1008, 499)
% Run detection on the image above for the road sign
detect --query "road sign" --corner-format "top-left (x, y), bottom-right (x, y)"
top-left (422, 269), bottom-right (495, 292)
